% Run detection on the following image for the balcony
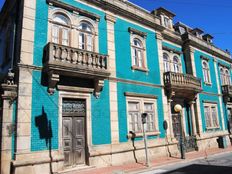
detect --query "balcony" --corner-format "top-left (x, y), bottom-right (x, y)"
top-left (222, 85), bottom-right (232, 103)
top-left (164, 72), bottom-right (202, 100)
top-left (43, 42), bottom-right (110, 97)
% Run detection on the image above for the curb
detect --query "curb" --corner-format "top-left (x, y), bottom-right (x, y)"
top-left (126, 149), bottom-right (232, 174)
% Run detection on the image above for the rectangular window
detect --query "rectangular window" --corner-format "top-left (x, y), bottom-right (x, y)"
top-left (204, 103), bottom-right (219, 129)
top-left (127, 98), bottom-right (158, 134)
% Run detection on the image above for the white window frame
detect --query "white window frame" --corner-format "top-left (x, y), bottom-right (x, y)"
top-left (219, 66), bottom-right (231, 85)
top-left (162, 51), bottom-right (182, 73)
top-left (202, 60), bottom-right (211, 84)
top-left (203, 103), bottom-right (219, 129)
top-left (77, 16), bottom-right (99, 53)
top-left (172, 55), bottom-right (181, 73)
top-left (130, 34), bottom-right (148, 71)
top-left (50, 13), bottom-right (71, 46)
top-left (126, 97), bottom-right (159, 136)
top-left (163, 52), bottom-right (171, 72)
top-left (78, 21), bottom-right (95, 52)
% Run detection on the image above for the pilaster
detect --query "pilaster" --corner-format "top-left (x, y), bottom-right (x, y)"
top-left (189, 101), bottom-right (197, 135)
top-left (213, 58), bottom-right (225, 130)
top-left (183, 45), bottom-right (197, 76)
top-left (105, 12), bottom-right (119, 144)
top-left (0, 72), bottom-right (17, 174)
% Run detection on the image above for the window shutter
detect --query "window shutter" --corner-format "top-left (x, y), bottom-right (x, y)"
top-left (86, 34), bottom-right (93, 51)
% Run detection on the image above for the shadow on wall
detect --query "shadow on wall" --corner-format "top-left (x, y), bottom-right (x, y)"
top-left (35, 106), bottom-right (53, 174)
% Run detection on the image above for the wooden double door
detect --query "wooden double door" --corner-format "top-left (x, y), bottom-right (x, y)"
top-left (62, 99), bottom-right (87, 167)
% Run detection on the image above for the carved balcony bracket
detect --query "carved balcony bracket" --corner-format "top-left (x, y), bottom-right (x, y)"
top-left (47, 71), bottom-right (60, 95)
top-left (94, 79), bottom-right (104, 99)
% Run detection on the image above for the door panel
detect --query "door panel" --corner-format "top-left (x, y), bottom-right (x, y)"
top-left (63, 117), bottom-right (72, 166)
top-left (62, 99), bottom-right (86, 167)
top-left (73, 117), bottom-right (86, 165)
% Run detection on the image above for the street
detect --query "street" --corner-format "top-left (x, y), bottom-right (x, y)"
top-left (137, 152), bottom-right (232, 174)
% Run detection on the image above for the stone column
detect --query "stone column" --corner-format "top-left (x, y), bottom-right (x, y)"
top-left (213, 57), bottom-right (225, 130)
top-left (0, 75), bottom-right (17, 174)
top-left (105, 13), bottom-right (119, 144)
top-left (189, 101), bottom-right (197, 135)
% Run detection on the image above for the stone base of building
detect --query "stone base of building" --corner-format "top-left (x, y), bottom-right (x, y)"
top-left (8, 133), bottom-right (232, 174)
top-left (196, 131), bottom-right (230, 151)
top-left (9, 138), bottom-right (179, 174)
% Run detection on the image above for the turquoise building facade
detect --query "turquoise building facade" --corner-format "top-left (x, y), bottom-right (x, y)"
top-left (0, 0), bottom-right (232, 174)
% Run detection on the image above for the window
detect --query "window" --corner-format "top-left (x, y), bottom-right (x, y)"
top-left (173, 56), bottom-right (180, 73)
top-left (127, 98), bottom-right (158, 134)
top-left (78, 21), bottom-right (94, 51)
top-left (164, 17), bottom-right (170, 28)
top-left (202, 60), bottom-right (211, 84)
top-left (163, 53), bottom-right (170, 72)
top-left (220, 67), bottom-right (231, 85)
top-left (51, 13), bottom-right (71, 46)
top-left (204, 104), bottom-right (219, 129)
top-left (131, 38), bottom-right (145, 68)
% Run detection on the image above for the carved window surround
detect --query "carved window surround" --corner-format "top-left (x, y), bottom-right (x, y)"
top-left (128, 27), bottom-right (147, 38)
top-left (47, 0), bottom-right (100, 21)
top-left (162, 45), bottom-right (182, 55)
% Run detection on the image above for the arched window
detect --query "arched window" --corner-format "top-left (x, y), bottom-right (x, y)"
top-left (202, 60), bottom-right (211, 83)
top-left (52, 13), bottom-right (71, 46)
top-left (173, 56), bottom-right (180, 73)
top-left (132, 38), bottom-right (144, 68)
top-left (225, 69), bottom-right (230, 85)
top-left (220, 68), bottom-right (225, 85)
top-left (78, 21), bottom-right (94, 51)
top-left (163, 53), bottom-right (170, 72)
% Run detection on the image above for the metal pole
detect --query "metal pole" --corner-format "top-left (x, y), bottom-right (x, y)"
top-left (142, 123), bottom-right (150, 167)
top-left (179, 111), bottom-right (185, 159)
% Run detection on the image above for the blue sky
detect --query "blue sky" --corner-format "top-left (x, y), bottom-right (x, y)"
top-left (129, 0), bottom-right (232, 53)
top-left (0, 0), bottom-right (231, 53)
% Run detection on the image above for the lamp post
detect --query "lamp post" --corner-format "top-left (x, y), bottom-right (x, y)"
top-left (141, 113), bottom-right (150, 167)
top-left (174, 104), bottom-right (185, 159)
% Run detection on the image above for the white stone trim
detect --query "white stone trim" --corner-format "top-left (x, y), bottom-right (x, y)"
top-left (58, 91), bottom-right (92, 153)
top-left (125, 96), bottom-right (159, 134)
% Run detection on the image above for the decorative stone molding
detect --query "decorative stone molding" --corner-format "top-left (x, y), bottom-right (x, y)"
top-left (94, 79), bottom-right (104, 98)
top-left (124, 92), bottom-right (158, 99)
top-left (1, 71), bottom-right (17, 104)
top-left (128, 27), bottom-right (147, 38)
top-left (163, 71), bottom-right (202, 101)
top-left (105, 13), bottom-right (116, 23)
top-left (162, 45), bottom-right (182, 55)
top-left (47, 71), bottom-right (59, 95)
top-left (47, 0), bottom-right (100, 21)
top-left (156, 32), bottom-right (163, 40)
top-left (44, 43), bottom-right (110, 97)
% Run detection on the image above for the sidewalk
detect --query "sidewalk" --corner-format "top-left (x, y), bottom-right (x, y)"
top-left (69, 146), bottom-right (232, 174)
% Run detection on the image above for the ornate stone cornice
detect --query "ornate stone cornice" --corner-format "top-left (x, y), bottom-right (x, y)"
top-left (105, 13), bottom-right (116, 23)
